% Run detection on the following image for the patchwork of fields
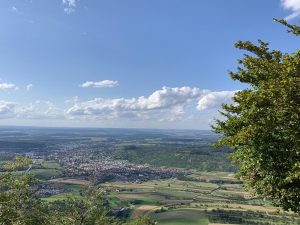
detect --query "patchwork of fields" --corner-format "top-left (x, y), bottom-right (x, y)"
top-left (98, 171), bottom-right (299, 224)
top-left (1, 128), bottom-right (299, 224)
top-left (20, 163), bottom-right (300, 224)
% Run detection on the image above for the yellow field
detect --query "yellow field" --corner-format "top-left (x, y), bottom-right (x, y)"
top-left (50, 178), bottom-right (90, 185)
top-left (131, 205), bottom-right (161, 218)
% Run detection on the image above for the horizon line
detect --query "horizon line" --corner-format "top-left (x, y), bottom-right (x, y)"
top-left (0, 124), bottom-right (213, 132)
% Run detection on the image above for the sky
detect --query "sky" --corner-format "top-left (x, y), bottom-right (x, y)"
top-left (0, 0), bottom-right (299, 129)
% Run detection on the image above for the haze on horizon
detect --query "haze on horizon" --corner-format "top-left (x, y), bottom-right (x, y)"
top-left (0, 0), bottom-right (299, 129)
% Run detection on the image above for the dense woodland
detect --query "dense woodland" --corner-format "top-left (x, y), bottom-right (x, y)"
top-left (113, 144), bottom-right (236, 172)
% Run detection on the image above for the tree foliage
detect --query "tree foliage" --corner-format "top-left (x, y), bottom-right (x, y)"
top-left (124, 216), bottom-right (156, 225)
top-left (49, 187), bottom-right (116, 225)
top-left (213, 20), bottom-right (300, 213)
top-left (0, 157), bottom-right (49, 225)
top-left (274, 18), bottom-right (300, 36)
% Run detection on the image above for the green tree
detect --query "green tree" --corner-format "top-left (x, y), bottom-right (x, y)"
top-left (49, 186), bottom-right (120, 225)
top-left (124, 216), bottom-right (156, 225)
top-left (274, 19), bottom-right (300, 36)
top-left (213, 20), bottom-right (300, 213)
top-left (0, 156), bottom-right (50, 225)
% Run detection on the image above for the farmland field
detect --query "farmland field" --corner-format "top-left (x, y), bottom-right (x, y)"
top-left (153, 209), bottom-right (209, 225)
top-left (102, 172), bottom-right (300, 224)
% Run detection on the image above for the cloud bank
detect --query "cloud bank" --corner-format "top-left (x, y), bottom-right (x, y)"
top-left (66, 86), bottom-right (237, 122)
top-left (0, 84), bottom-right (239, 128)
top-left (67, 86), bottom-right (206, 117)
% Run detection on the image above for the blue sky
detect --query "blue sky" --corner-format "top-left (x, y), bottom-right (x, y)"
top-left (0, 0), bottom-right (299, 129)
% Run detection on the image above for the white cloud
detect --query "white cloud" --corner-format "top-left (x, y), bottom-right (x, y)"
top-left (81, 80), bottom-right (119, 89)
top-left (0, 101), bottom-right (17, 118)
top-left (62, 0), bottom-right (77, 14)
top-left (66, 86), bottom-right (208, 121)
top-left (0, 83), bottom-right (16, 91)
top-left (281, 0), bottom-right (300, 20)
top-left (197, 90), bottom-right (239, 111)
top-left (26, 84), bottom-right (33, 91)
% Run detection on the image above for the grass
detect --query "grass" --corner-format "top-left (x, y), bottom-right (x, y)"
top-left (155, 190), bottom-right (199, 199)
top-left (116, 193), bottom-right (164, 205)
top-left (42, 183), bottom-right (85, 202)
top-left (60, 183), bottom-right (84, 192)
top-left (108, 193), bottom-right (129, 208)
top-left (42, 193), bottom-right (71, 202)
top-left (157, 218), bottom-right (209, 225)
top-left (30, 168), bottom-right (62, 180)
top-left (41, 161), bottom-right (62, 170)
top-left (154, 209), bottom-right (209, 225)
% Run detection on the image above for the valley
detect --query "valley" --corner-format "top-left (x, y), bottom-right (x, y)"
top-left (0, 127), bottom-right (299, 224)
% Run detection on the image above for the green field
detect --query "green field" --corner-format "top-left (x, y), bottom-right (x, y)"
top-left (154, 209), bottom-right (209, 225)
top-left (30, 168), bottom-right (62, 180)
top-left (157, 218), bottom-right (209, 225)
